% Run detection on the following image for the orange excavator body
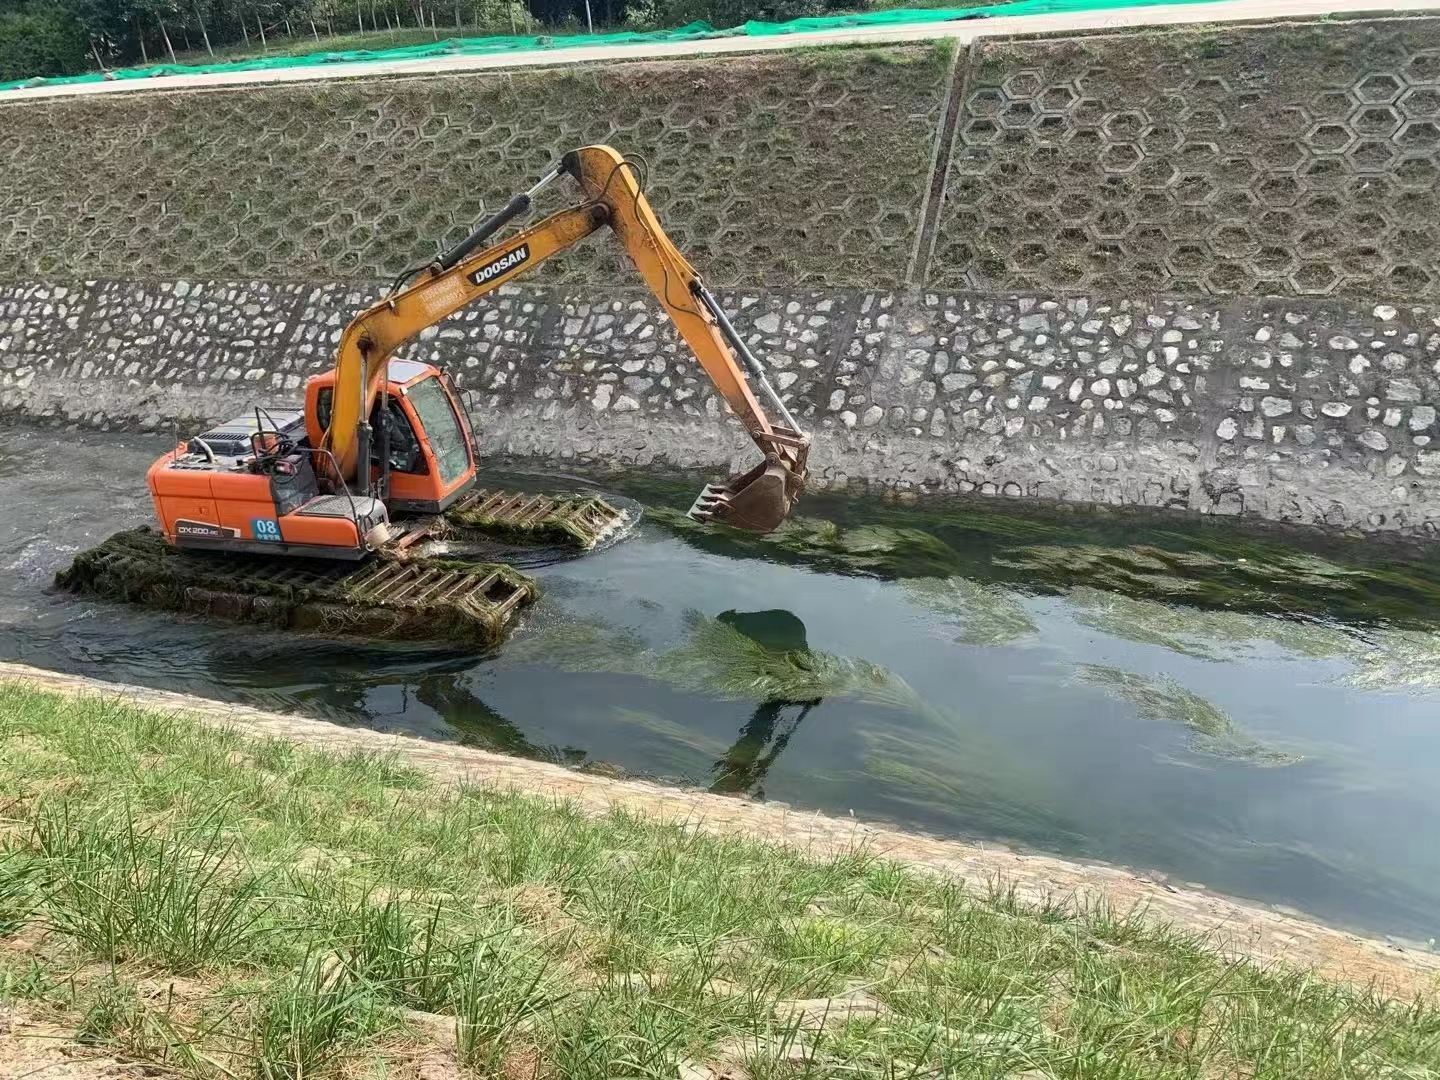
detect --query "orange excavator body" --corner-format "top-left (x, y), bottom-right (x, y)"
top-left (146, 358), bottom-right (475, 558)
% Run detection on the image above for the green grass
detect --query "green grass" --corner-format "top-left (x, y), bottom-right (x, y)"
top-left (0, 681), bottom-right (1437, 1078)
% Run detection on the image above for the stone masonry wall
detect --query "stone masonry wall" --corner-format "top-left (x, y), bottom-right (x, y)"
top-left (10, 20), bottom-right (1440, 534)
top-left (8, 277), bottom-right (1440, 535)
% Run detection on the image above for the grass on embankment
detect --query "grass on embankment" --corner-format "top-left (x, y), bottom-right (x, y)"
top-left (0, 682), bottom-right (1436, 1079)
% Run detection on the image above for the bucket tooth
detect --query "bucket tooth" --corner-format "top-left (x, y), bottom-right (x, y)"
top-left (688, 455), bottom-right (801, 535)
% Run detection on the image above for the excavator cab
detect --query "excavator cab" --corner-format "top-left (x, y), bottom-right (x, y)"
top-left (304, 359), bottom-right (477, 514)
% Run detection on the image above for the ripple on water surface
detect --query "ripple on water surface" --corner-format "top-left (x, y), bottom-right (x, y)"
top-left (5, 423), bottom-right (1440, 943)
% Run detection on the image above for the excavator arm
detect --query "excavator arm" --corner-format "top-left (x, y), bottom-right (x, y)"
top-left (324, 144), bottom-right (810, 534)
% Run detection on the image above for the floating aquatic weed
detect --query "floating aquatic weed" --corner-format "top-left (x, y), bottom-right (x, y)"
top-left (1077, 664), bottom-right (1301, 767)
top-left (902, 577), bottom-right (1038, 647)
top-left (1001, 543), bottom-right (1367, 610)
top-left (1340, 629), bottom-right (1440, 694)
top-left (1067, 587), bottom-right (1354, 662)
top-left (608, 707), bottom-right (729, 757)
top-left (510, 609), bottom-right (935, 716)
top-left (657, 610), bottom-right (932, 711)
top-left (646, 506), bottom-right (965, 579)
top-left (651, 498), bottom-right (1440, 631)
top-left (857, 727), bottom-right (1085, 845)
top-left (506, 616), bottom-right (652, 676)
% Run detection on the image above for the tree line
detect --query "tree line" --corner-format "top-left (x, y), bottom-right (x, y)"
top-left (0, 0), bottom-right (851, 81)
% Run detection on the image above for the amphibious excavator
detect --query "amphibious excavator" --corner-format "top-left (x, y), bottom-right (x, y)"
top-left (59, 145), bottom-right (811, 646)
top-left (147, 143), bottom-right (808, 559)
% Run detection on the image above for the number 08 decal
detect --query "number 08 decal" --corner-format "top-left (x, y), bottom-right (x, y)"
top-left (251, 518), bottom-right (283, 542)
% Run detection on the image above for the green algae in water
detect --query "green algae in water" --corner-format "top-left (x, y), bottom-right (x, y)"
top-left (855, 719), bottom-right (1086, 848)
top-left (510, 609), bottom-right (932, 715)
top-left (645, 506), bottom-right (968, 580)
top-left (902, 577), bottom-right (1039, 647)
top-left (1077, 664), bottom-right (1301, 767)
top-left (1066, 587), bottom-right (1356, 663)
top-left (1341, 629), bottom-right (1440, 694)
top-left (1060, 588), bottom-right (1440, 696)
top-left (657, 612), bottom-right (931, 711)
top-left (608, 707), bottom-right (728, 757)
top-left (640, 485), bottom-right (1440, 632)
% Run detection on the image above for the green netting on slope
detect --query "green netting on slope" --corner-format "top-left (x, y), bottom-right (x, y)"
top-left (742, 0), bottom-right (1224, 33)
top-left (0, 0), bottom-right (1230, 93)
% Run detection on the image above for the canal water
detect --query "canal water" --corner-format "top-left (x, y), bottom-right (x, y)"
top-left (4, 421), bottom-right (1440, 944)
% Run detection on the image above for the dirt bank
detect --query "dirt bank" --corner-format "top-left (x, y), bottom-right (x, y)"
top-left (2, 659), bottom-right (1436, 1001)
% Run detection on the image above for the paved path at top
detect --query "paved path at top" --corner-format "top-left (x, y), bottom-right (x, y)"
top-left (2, 659), bottom-right (1436, 999)
top-left (4, 0), bottom-right (1439, 102)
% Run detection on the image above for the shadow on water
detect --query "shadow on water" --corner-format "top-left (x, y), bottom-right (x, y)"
top-left (706, 610), bottom-right (822, 799)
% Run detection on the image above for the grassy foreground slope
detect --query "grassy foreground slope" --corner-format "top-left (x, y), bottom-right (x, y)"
top-left (0, 682), bottom-right (1437, 1079)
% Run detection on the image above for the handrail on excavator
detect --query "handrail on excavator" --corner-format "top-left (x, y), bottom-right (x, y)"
top-left (321, 144), bottom-right (811, 535)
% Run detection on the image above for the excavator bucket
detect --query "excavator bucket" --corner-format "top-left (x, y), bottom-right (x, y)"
top-left (688, 446), bottom-right (808, 534)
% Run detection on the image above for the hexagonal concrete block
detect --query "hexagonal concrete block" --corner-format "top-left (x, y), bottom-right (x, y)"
top-left (1348, 138), bottom-right (1400, 173)
top-left (1398, 120), bottom-right (1440, 151)
top-left (1395, 155), bottom-right (1440, 188)
top-left (1003, 70), bottom-right (1044, 99)
top-left (1039, 85), bottom-right (1080, 113)
top-left (1211, 189), bottom-right (1260, 222)
top-left (1260, 139), bottom-right (1308, 170)
top-left (1165, 241), bottom-right (1211, 275)
top-left (1301, 157), bottom-right (1348, 191)
top-left (1350, 104), bottom-right (1401, 138)
top-left (1181, 105), bottom-right (1227, 133)
top-left (1399, 85), bottom-right (1440, 120)
top-left (1391, 263), bottom-right (1435, 293)
top-left (1407, 50), bottom-right (1440, 82)
top-left (1090, 206), bottom-right (1135, 239)
top-left (1009, 241), bottom-right (1049, 269)
top-left (1289, 261), bottom-right (1342, 294)
top-left (1353, 73), bottom-right (1403, 105)
top-left (1102, 110), bottom-right (1148, 141)
top-left (967, 88), bottom-right (1005, 118)
top-left (1255, 175), bottom-right (1303, 207)
top-left (1307, 122), bottom-right (1356, 154)
top-left (1297, 193), bottom-right (1345, 225)
top-left (1000, 101), bottom-right (1039, 130)
top-left (1173, 175), bottom-right (1218, 205)
top-left (962, 119), bottom-right (1002, 147)
top-left (1307, 90), bottom-right (1355, 120)
top-left (1209, 223), bottom-right (1258, 257)
top-left (1099, 142), bottom-right (1144, 173)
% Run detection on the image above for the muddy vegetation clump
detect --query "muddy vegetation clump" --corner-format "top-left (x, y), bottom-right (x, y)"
top-left (55, 527), bottom-right (537, 648)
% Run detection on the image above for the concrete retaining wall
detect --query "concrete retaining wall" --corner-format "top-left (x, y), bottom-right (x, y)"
top-left (9, 19), bottom-right (1440, 535)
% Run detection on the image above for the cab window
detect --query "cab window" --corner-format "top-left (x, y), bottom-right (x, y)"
top-left (314, 387), bottom-right (427, 474)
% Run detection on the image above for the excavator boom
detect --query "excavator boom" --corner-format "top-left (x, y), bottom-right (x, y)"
top-left (325, 145), bottom-right (810, 534)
